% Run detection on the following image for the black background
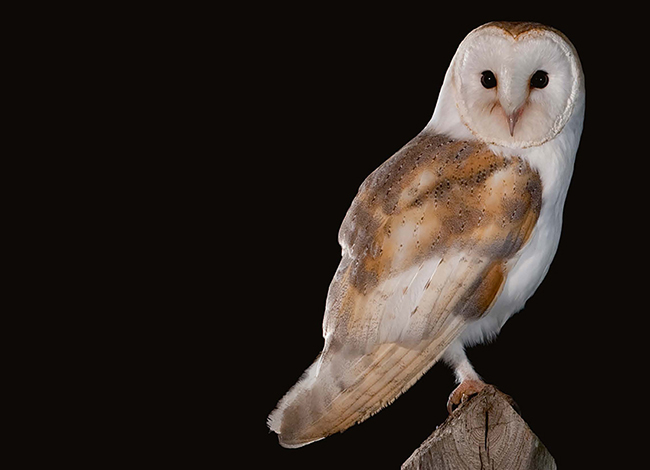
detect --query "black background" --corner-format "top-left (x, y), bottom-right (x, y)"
top-left (228, 6), bottom-right (641, 469)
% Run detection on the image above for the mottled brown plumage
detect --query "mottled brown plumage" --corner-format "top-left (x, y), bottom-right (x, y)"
top-left (484, 21), bottom-right (550, 38)
top-left (270, 131), bottom-right (542, 447)
top-left (341, 132), bottom-right (540, 283)
top-left (482, 21), bottom-right (569, 42)
top-left (325, 131), bottom-right (541, 345)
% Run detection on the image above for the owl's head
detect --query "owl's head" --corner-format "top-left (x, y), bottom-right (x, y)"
top-left (449, 22), bottom-right (584, 149)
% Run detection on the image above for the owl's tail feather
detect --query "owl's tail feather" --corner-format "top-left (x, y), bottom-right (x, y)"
top-left (267, 334), bottom-right (456, 448)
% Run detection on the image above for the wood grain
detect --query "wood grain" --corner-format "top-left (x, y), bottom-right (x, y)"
top-left (401, 386), bottom-right (556, 470)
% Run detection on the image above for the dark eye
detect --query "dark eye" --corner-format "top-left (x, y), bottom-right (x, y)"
top-left (530, 70), bottom-right (549, 88)
top-left (480, 70), bottom-right (497, 89)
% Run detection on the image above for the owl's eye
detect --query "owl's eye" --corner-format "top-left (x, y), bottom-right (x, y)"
top-left (530, 70), bottom-right (549, 88)
top-left (480, 70), bottom-right (497, 89)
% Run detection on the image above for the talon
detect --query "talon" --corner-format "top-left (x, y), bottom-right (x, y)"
top-left (447, 379), bottom-right (486, 414)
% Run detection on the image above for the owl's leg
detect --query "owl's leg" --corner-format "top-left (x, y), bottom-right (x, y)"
top-left (442, 341), bottom-right (485, 414)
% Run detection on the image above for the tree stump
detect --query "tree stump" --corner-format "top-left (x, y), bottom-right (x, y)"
top-left (401, 385), bottom-right (556, 470)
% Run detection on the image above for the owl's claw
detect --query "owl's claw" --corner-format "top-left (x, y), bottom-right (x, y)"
top-left (447, 379), bottom-right (486, 414)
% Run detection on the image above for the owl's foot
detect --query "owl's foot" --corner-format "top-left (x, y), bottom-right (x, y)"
top-left (447, 379), bottom-right (486, 414)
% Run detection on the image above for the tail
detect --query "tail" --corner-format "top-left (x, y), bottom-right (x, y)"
top-left (267, 338), bottom-right (452, 448)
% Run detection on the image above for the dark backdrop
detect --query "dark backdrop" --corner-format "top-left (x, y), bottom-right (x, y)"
top-left (230, 7), bottom-right (639, 469)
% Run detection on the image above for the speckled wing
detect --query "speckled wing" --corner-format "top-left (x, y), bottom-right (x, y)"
top-left (268, 131), bottom-right (542, 447)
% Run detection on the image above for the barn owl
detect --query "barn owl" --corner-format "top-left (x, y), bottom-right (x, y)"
top-left (268, 21), bottom-right (585, 448)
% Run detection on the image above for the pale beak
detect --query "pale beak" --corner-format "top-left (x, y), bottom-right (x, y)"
top-left (507, 106), bottom-right (525, 137)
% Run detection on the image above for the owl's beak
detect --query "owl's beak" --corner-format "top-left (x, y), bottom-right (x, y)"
top-left (507, 106), bottom-right (525, 137)
top-left (498, 78), bottom-right (528, 137)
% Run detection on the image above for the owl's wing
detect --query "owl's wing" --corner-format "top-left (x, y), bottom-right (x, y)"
top-left (268, 132), bottom-right (542, 447)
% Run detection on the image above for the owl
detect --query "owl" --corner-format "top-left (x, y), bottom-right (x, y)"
top-left (268, 21), bottom-right (585, 448)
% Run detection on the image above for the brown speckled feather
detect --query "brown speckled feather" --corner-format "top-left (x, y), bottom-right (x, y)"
top-left (269, 131), bottom-right (542, 447)
top-left (324, 131), bottom-right (541, 345)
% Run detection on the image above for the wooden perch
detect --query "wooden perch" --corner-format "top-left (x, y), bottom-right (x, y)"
top-left (401, 385), bottom-right (556, 470)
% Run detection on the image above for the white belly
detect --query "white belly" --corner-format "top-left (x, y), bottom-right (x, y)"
top-left (457, 141), bottom-right (575, 347)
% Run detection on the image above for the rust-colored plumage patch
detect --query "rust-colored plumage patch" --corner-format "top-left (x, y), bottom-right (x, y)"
top-left (484, 21), bottom-right (548, 38)
top-left (322, 131), bottom-right (542, 345)
top-left (480, 21), bottom-right (573, 45)
top-left (276, 131), bottom-right (544, 446)
top-left (338, 131), bottom-right (541, 292)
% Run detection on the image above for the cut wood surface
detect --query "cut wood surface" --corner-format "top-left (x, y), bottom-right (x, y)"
top-left (401, 385), bottom-right (556, 470)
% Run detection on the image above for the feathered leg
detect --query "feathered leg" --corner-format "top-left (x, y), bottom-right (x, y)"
top-left (442, 341), bottom-right (486, 413)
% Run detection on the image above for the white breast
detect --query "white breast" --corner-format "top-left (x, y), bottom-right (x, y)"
top-left (457, 99), bottom-right (583, 347)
